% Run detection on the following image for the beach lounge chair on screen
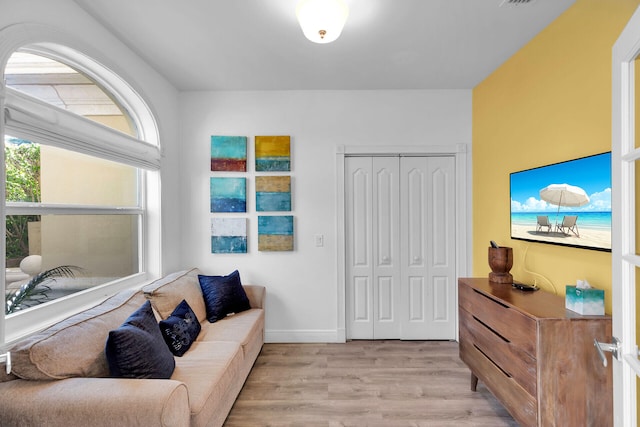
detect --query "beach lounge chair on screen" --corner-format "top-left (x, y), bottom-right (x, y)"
top-left (556, 215), bottom-right (579, 237)
top-left (536, 215), bottom-right (552, 233)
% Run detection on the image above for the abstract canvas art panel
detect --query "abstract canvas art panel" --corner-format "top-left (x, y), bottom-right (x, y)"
top-left (258, 215), bottom-right (293, 251)
top-left (210, 177), bottom-right (246, 212)
top-left (211, 218), bottom-right (247, 253)
top-left (211, 136), bottom-right (247, 172)
top-left (255, 135), bottom-right (290, 171)
top-left (256, 176), bottom-right (291, 211)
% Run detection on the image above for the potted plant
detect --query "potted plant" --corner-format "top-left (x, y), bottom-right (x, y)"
top-left (5, 266), bottom-right (83, 314)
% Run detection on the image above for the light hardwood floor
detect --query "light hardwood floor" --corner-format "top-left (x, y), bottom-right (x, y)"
top-left (224, 340), bottom-right (518, 427)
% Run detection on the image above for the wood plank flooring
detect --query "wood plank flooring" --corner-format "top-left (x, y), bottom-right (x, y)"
top-left (224, 340), bottom-right (518, 427)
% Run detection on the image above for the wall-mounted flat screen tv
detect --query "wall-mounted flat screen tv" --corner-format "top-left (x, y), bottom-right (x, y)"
top-left (510, 152), bottom-right (611, 252)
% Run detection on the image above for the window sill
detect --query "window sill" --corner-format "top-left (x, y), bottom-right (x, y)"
top-left (3, 272), bottom-right (153, 347)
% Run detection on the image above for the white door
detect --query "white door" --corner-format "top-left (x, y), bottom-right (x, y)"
top-left (400, 156), bottom-right (456, 339)
top-left (346, 156), bottom-right (401, 339)
top-left (345, 155), bottom-right (456, 340)
top-left (611, 5), bottom-right (640, 426)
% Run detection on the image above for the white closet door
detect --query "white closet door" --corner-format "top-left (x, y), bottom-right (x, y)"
top-left (400, 156), bottom-right (456, 339)
top-left (345, 157), bottom-right (400, 339)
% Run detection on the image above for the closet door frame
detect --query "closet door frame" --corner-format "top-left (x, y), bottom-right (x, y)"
top-left (336, 144), bottom-right (471, 343)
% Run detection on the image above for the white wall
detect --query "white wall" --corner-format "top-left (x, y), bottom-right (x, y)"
top-left (0, 0), bottom-right (182, 274)
top-left (179, 90), bottom-right (472, 342)
top-left (0, 1), bottom-right (473, 342)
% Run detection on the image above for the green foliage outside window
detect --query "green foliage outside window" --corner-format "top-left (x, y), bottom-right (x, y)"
top-left (5, 139), bottom-right (41, 260)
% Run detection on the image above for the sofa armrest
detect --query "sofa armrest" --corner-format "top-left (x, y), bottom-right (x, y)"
top-left (243, 285), bottom-right (265, 309)
top-left (0, 377), bottom-right (190, 427)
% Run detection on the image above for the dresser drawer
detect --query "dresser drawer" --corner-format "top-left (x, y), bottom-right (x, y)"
top-left (459, 282), bottom-right (537, 357)
top-left (458, 278), bottom-right (613, 427)
top-left (460, 328), bottom-right (537, 427)
top-left (459, 307), bottom-right (537, 397)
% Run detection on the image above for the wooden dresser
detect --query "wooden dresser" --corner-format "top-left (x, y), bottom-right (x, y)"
top-left (458, 277), bottom-right (612, 427)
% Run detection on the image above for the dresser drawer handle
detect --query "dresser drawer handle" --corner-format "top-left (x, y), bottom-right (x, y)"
top-left (473, 315), bottom-right (509, 343)
top-left (473, 288), bottom-right (509, 308)
top-left (474, 344), bottom-right (512, 378)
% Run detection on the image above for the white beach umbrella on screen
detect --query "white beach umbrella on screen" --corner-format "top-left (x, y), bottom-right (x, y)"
top-left (539, 183), bottom-right (590, 225)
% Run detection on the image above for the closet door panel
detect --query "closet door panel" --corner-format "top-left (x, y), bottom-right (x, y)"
top-left (346, 157), bottom-right (373, 339)
top-left (352, 167), bottom-right (370, 267)
top-left (426, 157), bottom-right (456, 338)
top-left (431, 167), bottom-right (450, 267)
top-left (375, 167), bottom-right (394, 266)
top-left (409, 276), bottom-right (425, 322)
top-left (432, 276), bottom-right (449, 321)
top-left (371, 157), bottom-right (400, 339)
top-left (406, 167), bottom-right (425, 267)
top-left (377, 277), bottom-right (393, 321)
top-left (424, 157), bottom-right (456, 338)
top-left (353, 276), bottom-right (370, 322)
top-left (401, 156), bottom-right (456, 339)
top-left (346, 157), bottom-right (400, 339)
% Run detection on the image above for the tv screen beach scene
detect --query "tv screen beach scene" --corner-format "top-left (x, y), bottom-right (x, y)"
top-left (510, 152), bottom-right (611, 252)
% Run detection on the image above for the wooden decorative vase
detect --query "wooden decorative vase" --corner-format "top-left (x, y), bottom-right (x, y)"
top-left (488, 247), bottom-right (513, 284)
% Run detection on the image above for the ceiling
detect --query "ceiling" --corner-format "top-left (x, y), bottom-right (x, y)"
top-left (73, 0), bottom-right (576, 91)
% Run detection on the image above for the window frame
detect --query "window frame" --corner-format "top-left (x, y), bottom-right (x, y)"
top-left (0, 41), bottom-right (162, 346)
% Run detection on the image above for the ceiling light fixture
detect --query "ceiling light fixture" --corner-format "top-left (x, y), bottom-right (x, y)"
top-left (296, 0), bottom-right (349, 44)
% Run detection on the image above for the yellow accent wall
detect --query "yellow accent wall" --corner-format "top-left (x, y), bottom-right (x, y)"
top-left (473, 0), bottom-right (640, 314)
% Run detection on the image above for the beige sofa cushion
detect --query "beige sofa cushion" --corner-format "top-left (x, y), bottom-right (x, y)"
top-left (243, 284), bottom-right (266, 309)
top-left (10, 289), bottom-right (146, 380)
top-left (0, 377), bottom-right (191, 427)
top-left (197, 309), bottom-right (263, 345)
top-left (143, 268), bottom-right (207, 322)
top-left (171, 340), bottom-right (243, 427)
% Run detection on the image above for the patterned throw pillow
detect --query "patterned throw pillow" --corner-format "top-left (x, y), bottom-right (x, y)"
top-left (198, 270), bottom-right (251, 323)
top-left (159, 299), bottom-right (201, 356)
top-left (105, 300), bottom-right (175, 379)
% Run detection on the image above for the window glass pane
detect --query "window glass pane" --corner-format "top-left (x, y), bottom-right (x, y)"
top-left (5, 214), bottom-right (139, 314)
top-left (5, 52), bottom-right (137, 137)
top-left (5, 137), bottom-right (40, 203)
top-left (6, 214), bottom-right (40, 265)
top-left (5, 135), bottom-right (139, 206)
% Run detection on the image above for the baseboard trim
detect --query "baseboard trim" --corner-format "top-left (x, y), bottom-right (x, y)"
top-left (265, 329), bottom-right (345, 343)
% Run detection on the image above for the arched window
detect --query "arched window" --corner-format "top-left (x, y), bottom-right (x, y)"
top-left (1, 43), bottom-right (161, 344)
top-left (5, 51), bottom-right (137, 136)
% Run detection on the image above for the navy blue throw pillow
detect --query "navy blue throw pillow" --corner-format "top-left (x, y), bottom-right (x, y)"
top-left (159, 299), bottom-right (201, 357)
top-left (105, 300), bottom-right (175, 379)
top-left (198, 270), bottom-right (251, 323)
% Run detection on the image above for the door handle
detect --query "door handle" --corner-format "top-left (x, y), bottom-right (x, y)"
top-left (594, 337), bottom-right (621, 367)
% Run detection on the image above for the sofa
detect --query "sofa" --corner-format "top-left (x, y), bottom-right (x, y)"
top-left (0, 268), bottom-right (265, 427)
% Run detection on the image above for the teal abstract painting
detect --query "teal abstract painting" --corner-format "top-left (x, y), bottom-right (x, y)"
top-left (258, 215), bottom-right (293, 251)
top-left (210, 177), bottom-right (246, 212)
top-left (211, 136), bottom-right (247, 171)
top-left (211, 218), bottom-right (247, 253)
top-left (256, 176), bottom-right (291, 211)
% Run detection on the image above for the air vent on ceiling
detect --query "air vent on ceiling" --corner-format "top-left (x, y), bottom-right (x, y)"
top-left (499, 0), bottom-right (537, 6)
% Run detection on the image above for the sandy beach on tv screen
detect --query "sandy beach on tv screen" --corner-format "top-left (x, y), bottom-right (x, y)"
top-left (511, 223), bottom-right (610, 250)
